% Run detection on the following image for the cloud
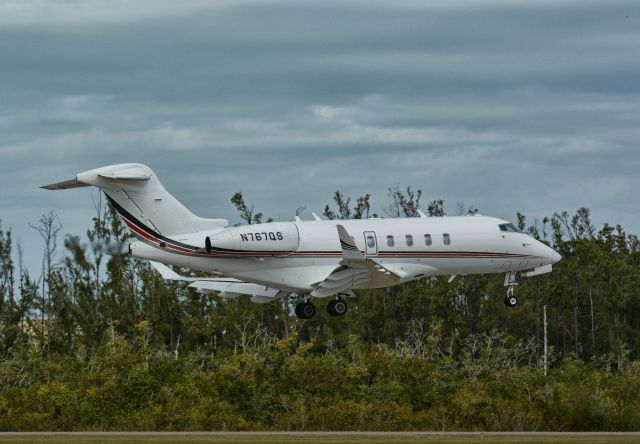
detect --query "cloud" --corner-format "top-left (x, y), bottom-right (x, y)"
top-left (0, 0), bottom-right (639, 274)
top-left (0, 0), bottom-right (240, 26)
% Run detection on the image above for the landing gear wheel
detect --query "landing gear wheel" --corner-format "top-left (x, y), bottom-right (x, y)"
top-left (295, 301), bottom-right (316, 319)
top-left (327, 298), bottom-right (348, 316)
top-left (503, 284), bottom-right (518, 308)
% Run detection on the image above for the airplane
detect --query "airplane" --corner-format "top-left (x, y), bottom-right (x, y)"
top-left (43, 163), bottom-right (561, 319)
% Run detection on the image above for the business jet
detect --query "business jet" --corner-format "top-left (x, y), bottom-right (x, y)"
top-left (43, 163), bottom-right (561, 319)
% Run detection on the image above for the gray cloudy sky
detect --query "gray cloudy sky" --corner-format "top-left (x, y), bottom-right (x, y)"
top-left (1, 0), bottom-right (639, 274)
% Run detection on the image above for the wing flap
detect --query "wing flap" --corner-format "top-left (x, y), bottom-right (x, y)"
top-left (149, 261), bottom-right (225, 281)
top-left (318, 269), bottom-right (371, 290)
top-left (310, 225), bottom-right (402, 298)
top-left (149, 261), bottom-right (285, 303)
top-left (189, 280), bottom-right (279, 298)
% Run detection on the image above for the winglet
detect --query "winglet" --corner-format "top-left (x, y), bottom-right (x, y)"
top-left (336, 224), bottom-right (365, 261)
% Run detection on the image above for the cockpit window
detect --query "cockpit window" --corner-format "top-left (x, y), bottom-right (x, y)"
top-left (499, 223), bottom-right (521, 233)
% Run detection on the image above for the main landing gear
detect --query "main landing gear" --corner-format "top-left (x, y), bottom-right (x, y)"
top-left (295, 296), bottom-right (349, 319)
top-left (327, 298), bottom-right (348, 317)
top-left (504, 271), bottom-right (518, 308)
top-left (295, 300), bottom-right (316, 319)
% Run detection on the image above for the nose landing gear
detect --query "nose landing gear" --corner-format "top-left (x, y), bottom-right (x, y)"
top-left (504, 271), bottom-right (518, 308)
top-left (504, 286), bottom-right (518, 307)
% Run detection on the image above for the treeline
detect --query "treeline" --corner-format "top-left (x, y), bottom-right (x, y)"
top-left (2, 327), bottom-right (640, 431)
top-left (0, 188), bottom-right (639, 431)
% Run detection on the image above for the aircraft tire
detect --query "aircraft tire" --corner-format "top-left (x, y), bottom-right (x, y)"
top-left (296, 302), bottom-right (316, 319)
top-left (328, 299), bottom-right (348, 316)
top-left (504, 296), bottom-right (518, 307)
top-left (296, 303), bottom-right (302, 318)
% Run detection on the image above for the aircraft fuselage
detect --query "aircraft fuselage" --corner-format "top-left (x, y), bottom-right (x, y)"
top-left (129, 215), bottom-right (560, 293)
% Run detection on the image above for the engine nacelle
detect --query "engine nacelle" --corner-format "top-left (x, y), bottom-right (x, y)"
top-left (205, 222), bottom-right (299, 255)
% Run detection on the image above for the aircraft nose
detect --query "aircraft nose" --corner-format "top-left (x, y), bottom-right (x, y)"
top-left (546, 245), bottom-right (561, 264)
top-left (535, 240), bottom-right (561, 265)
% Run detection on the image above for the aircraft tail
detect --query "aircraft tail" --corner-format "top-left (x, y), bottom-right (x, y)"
top-left (42, 163), bottom-right (227, 236)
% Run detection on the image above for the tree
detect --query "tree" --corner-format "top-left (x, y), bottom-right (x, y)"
top-left (29, 211), bottom-right (62, 360)
top-left (0, 221), bottom-right (24, 353)
top-left (324, 191), bottom-right (374, 220)
top-left (457, 202), bottom-right (479, 216)
top-left (427, 199), bottom-right (445, 217)
top-left (231, 192), bottom-right (273, 225)
top-left (385, 186), bottom-right (422, 217)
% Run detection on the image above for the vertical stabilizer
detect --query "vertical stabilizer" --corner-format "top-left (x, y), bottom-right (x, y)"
top-left (43, 163), bottom-right (227, 236)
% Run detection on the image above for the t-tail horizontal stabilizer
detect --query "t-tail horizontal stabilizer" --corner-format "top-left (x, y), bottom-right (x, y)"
top-left (41, 165), bottom-right (151, 190)
top-left (41, 178), bottom-right (90, 190)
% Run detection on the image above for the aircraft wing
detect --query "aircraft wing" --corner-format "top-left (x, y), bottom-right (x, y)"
top-left (149, 261), bottom-right (286, 304)
top-left (310, 225), bottom-right (400, 298)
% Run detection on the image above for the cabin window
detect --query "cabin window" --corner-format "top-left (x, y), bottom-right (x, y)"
top-left (405, 234), bottom-right (413, 247)
top-left (387, 235), bottom-right (395, 247)
top-left (424, 234), bottom-right (432, 246)
top-left (366, 235), bottom-right (375, 248)
top-left (443, 233), bottom-right (451, 245)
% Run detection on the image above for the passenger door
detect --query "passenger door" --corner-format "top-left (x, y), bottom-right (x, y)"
top-left (363, 231), bottom-right (378, 256)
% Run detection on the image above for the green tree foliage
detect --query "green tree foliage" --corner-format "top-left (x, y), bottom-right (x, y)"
top-left (0, 190), bottom-right (639, 431)
top-left (323, 191), bottom-right (374, 220)
top-left (231, 192), bottom-right (273, 225)
top-left (427, 199), bottom-right (445, 217)
top-left (0, 223), bottom-right (17, 352)
top-left (2, 326), bottom-right (640, 431)
top-left (385, 186), bottom-right (422, 217)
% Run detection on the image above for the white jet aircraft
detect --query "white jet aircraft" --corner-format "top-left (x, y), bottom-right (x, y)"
top-left (43, 163), bottom-right (561, 319)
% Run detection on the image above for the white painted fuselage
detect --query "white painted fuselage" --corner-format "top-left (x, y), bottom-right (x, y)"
top-left (129, 216), bottom-right (560, 294)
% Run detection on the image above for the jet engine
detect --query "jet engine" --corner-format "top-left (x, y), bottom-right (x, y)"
top-left (205, 222), bottom-right (299, 255)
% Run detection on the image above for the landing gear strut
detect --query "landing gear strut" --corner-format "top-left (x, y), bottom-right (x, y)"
top-left (504, 286), bottom-right (518, 307)
top-left (327, 297), bottom-right (348, 317)
top-left (504, 271), bottom-right (518, 308)
top-left (295, 300), bottom-right (316, 319)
